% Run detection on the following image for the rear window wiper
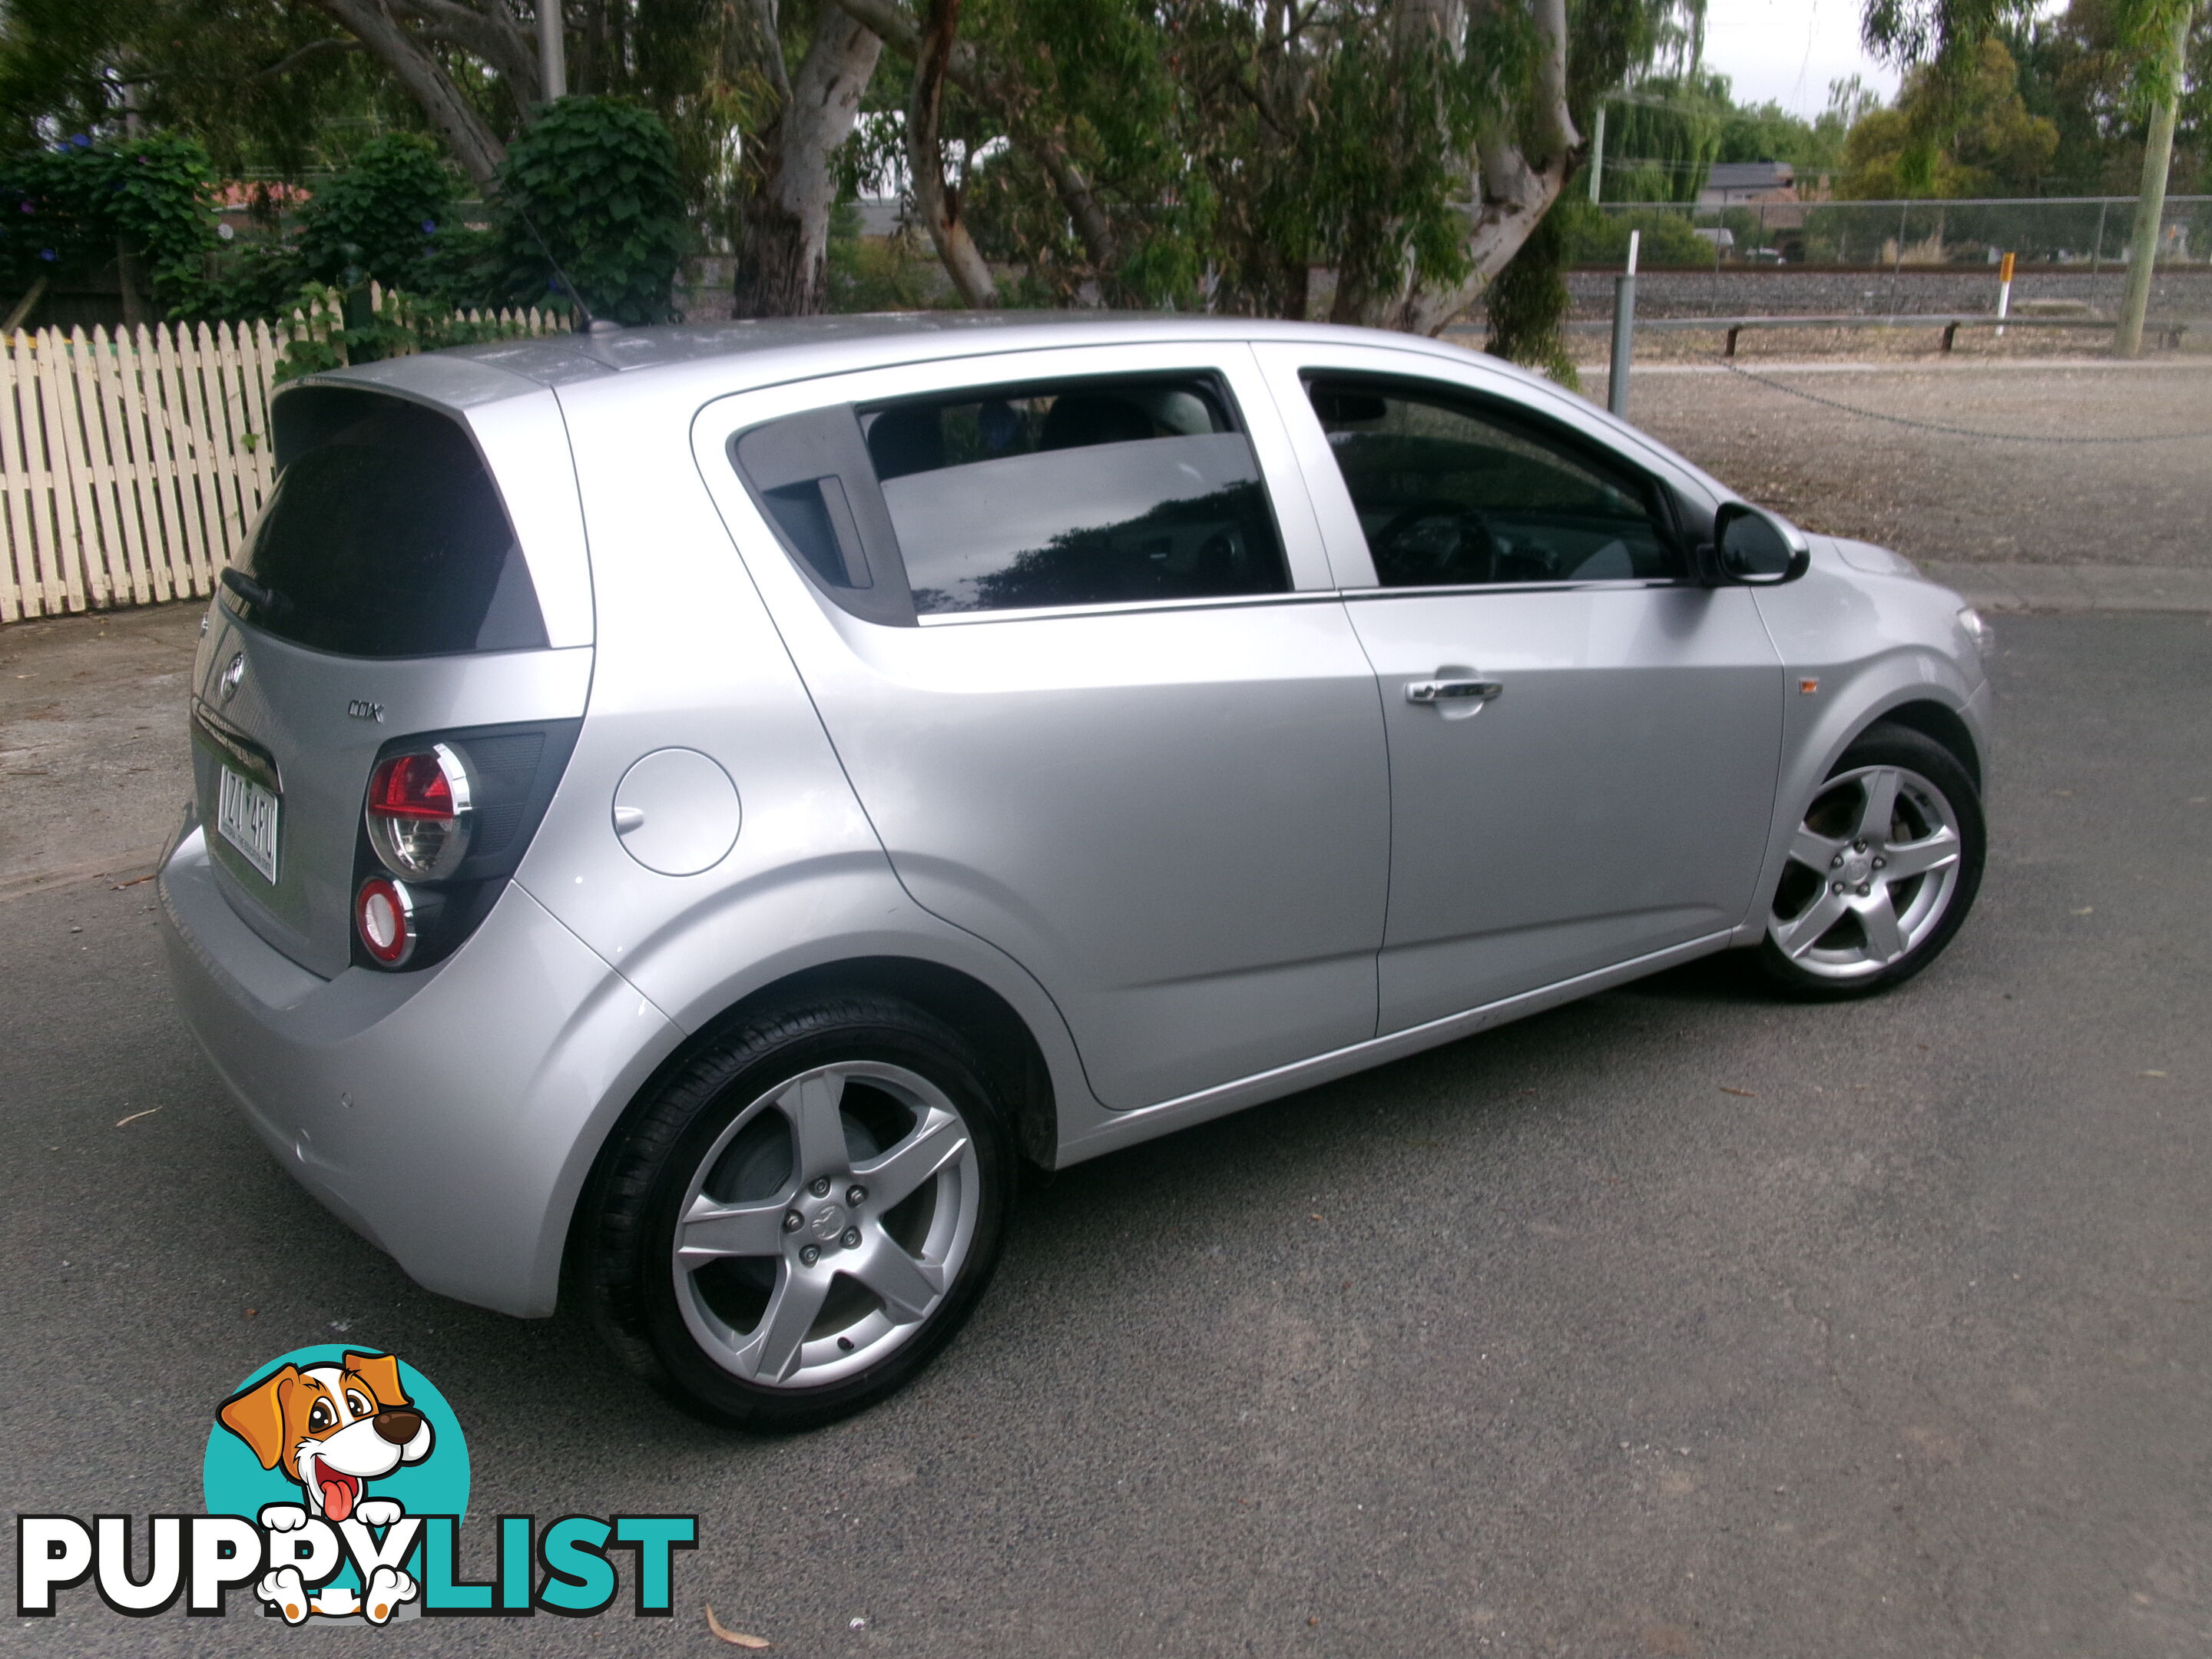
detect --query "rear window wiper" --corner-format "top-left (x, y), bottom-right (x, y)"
top-left (220, 568), bottom-right (291, 620)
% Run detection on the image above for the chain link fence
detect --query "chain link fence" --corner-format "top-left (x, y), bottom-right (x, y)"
top-left (1581, 197), bottom-right (2212, 271)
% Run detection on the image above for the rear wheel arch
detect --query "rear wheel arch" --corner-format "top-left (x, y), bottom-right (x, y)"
top-left (728, 959), bottom-right (1058, 1171)
top-left (560, 956), bottom-right (1057, 1309)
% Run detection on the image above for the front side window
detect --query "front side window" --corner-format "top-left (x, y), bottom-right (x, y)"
top-left (860, 375), bottom-right (1289, 615)
top-left (1307, 377), bottom-right (1680, 588)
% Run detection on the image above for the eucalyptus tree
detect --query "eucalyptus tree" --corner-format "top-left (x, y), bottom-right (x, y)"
top-left (827, 0), bottom-right (1697, 330)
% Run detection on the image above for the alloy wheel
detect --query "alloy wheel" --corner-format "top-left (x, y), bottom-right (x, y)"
top-left (1767, 763), bottom-right (1964, 982)
top-left (671, 1061), bottom-right (982, 1390)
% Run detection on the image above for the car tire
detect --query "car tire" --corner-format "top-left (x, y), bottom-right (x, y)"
top-left (1759, 722), bottom-right (1985, 1000)
top-left (579, 993), bottom-right (1014, 1431)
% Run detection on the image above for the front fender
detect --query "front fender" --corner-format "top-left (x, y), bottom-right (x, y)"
top-left (1740, 551), bottom-right (1990, 942)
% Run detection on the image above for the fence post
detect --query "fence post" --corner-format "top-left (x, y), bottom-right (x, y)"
top-left (1609, 230), bottom-right (1639, 419)
top-left (1889, 199), bottom-right (1909, 306)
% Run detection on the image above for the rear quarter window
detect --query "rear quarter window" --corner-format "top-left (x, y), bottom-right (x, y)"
top-left (729, 372), bottom-right (1289, 623)
top-left (224, 389), bottom-right (547, 658)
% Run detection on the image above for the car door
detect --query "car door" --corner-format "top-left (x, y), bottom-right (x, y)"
top-left (694, 343), bottom-right (1390, 1109)
top-left (1255, 343), bottom-right (1785, 1034)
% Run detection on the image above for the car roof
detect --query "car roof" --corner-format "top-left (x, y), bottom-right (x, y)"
top-left (289, 310), bottom-right (1529, 413)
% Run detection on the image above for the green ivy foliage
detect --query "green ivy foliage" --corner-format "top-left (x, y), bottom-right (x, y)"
top-left (0, 131), bottom-right (218, 317)
top-left (200, 137), bottom-right (496, 323)
top-left (296, 133), bottom-right (456, 291)
top-left (200, 237), bottom-right (313, 323)
top-left (492, 96), bottom-right (687, 326)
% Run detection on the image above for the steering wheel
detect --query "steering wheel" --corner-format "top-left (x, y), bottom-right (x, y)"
top-left (1370, 499), bottom-right (1501, 587)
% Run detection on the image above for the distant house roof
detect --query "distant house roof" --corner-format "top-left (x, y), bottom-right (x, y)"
top-left (215, 181), bottom-right (312, 209)
top-left (1700, 162), bottom-right (1796, 203)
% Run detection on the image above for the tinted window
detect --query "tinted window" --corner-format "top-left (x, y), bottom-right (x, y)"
top-left (1307, 378), bottom-right (1679, 587)
top-left (225, 391), bottom-right (546, 657)
top-left (859, 376), bottom-right (1289, 615)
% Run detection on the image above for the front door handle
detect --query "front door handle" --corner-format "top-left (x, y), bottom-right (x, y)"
top-left (1406, 677), bottom-right (1503, 707)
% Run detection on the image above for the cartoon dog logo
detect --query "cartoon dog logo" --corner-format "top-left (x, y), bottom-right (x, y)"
top-left (217, 1350), bottom-right (434, 1623)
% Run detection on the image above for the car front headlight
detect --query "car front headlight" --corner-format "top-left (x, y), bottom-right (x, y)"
top-left (1955, 606), bottom-right (1992, 660)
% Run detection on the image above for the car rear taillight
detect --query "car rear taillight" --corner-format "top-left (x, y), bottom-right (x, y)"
top-left (350, 720), bottom-right (581, 972)
top-left (356, 876), bottom-right (417, 966)
top-left (365, 745), bottom-right (472, 879)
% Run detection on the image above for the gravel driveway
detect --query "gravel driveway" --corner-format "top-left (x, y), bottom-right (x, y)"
top-left (1613, 359), bottom-right (2212, 571)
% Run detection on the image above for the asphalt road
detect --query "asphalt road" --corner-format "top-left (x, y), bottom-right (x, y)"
top-left (4, 613), bottom-right (2210, 1658)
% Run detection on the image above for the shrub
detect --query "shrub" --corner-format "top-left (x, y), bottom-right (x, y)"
top-left (491, 97), bottom-right (686, 326)
top-left (201, 237), bottom-right (306, 321)
top-left (1557, 199), bottom-right (1715, 269)
top-left (0, 131), bottom-right (217, 317)
top-left (295, 134), bottom-right (460, 295)
top-left (826, 203), bottom-right (951, 311)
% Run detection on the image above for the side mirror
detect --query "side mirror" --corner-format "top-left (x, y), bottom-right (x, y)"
top-left (1709, 501), bottom-right (1810, 585)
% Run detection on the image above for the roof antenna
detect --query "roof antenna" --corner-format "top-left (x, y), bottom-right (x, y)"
top-left (502, 189), bottom-right (618, 334)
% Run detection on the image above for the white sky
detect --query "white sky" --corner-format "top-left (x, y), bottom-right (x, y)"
top-left (1698, 0), bottom-right (1903, 118)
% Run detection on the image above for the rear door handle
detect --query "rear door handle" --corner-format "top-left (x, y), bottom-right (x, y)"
top-left (1406, 678), bottom-right (1503, 707)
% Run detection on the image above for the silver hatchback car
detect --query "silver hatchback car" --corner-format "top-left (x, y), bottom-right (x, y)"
top-left (161, 315), bottom-right (1990, 1428)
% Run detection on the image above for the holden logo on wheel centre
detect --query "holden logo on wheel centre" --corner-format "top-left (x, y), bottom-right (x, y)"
top-left (15, 1345), bottom-right (698, 1624)
top-left (810, 1203), bottom-right (845, 1240)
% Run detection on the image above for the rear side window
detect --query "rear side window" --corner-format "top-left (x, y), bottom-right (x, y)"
top-left (226, 389), bottom-right (547, 657)
top-left (730, 373), bottom-right (1289, 622)
top-left (861, 376), bottom-right (1287, 615)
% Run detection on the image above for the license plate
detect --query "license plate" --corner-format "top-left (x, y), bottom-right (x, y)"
top-left (217, 765), bottom-right (280, 883)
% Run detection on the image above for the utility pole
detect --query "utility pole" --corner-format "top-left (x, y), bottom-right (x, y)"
top-left (538, 0), bottom-right (567, 101)
top-left (2117, 3), bottom-right (2193, 358)
top-left (1588, 104), bottom-right (1607, 204)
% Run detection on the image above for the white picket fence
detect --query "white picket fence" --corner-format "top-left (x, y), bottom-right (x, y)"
top-left (0, 293), bottom-right (567, 623)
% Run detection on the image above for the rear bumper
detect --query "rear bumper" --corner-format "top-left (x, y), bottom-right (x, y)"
top-left (160, 825), bottom-right (683, 1316)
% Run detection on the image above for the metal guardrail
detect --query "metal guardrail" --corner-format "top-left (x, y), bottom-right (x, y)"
top-left (1447, 313), bottom-right (2194, 354)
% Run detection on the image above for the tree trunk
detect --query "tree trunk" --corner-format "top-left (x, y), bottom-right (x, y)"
top-left (732, 5), bottom-right (884, 318)
top-left (313, 0), bottom-right (510, 186)
top-left (835, 0), bottom-right (1116, 296)
top-left (1391, 164), bottom-right (1569, 335)
top-left (906, 0), bottom-right (998, 306)
top-left (2, 276), bottom-right (47, 336)
top-left (2117, 3), bottom-right (2191, 358)
top-left (116, 241), bottom-right (150, 329)
top-left (1369, 0), bottom-right (1580, 336)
